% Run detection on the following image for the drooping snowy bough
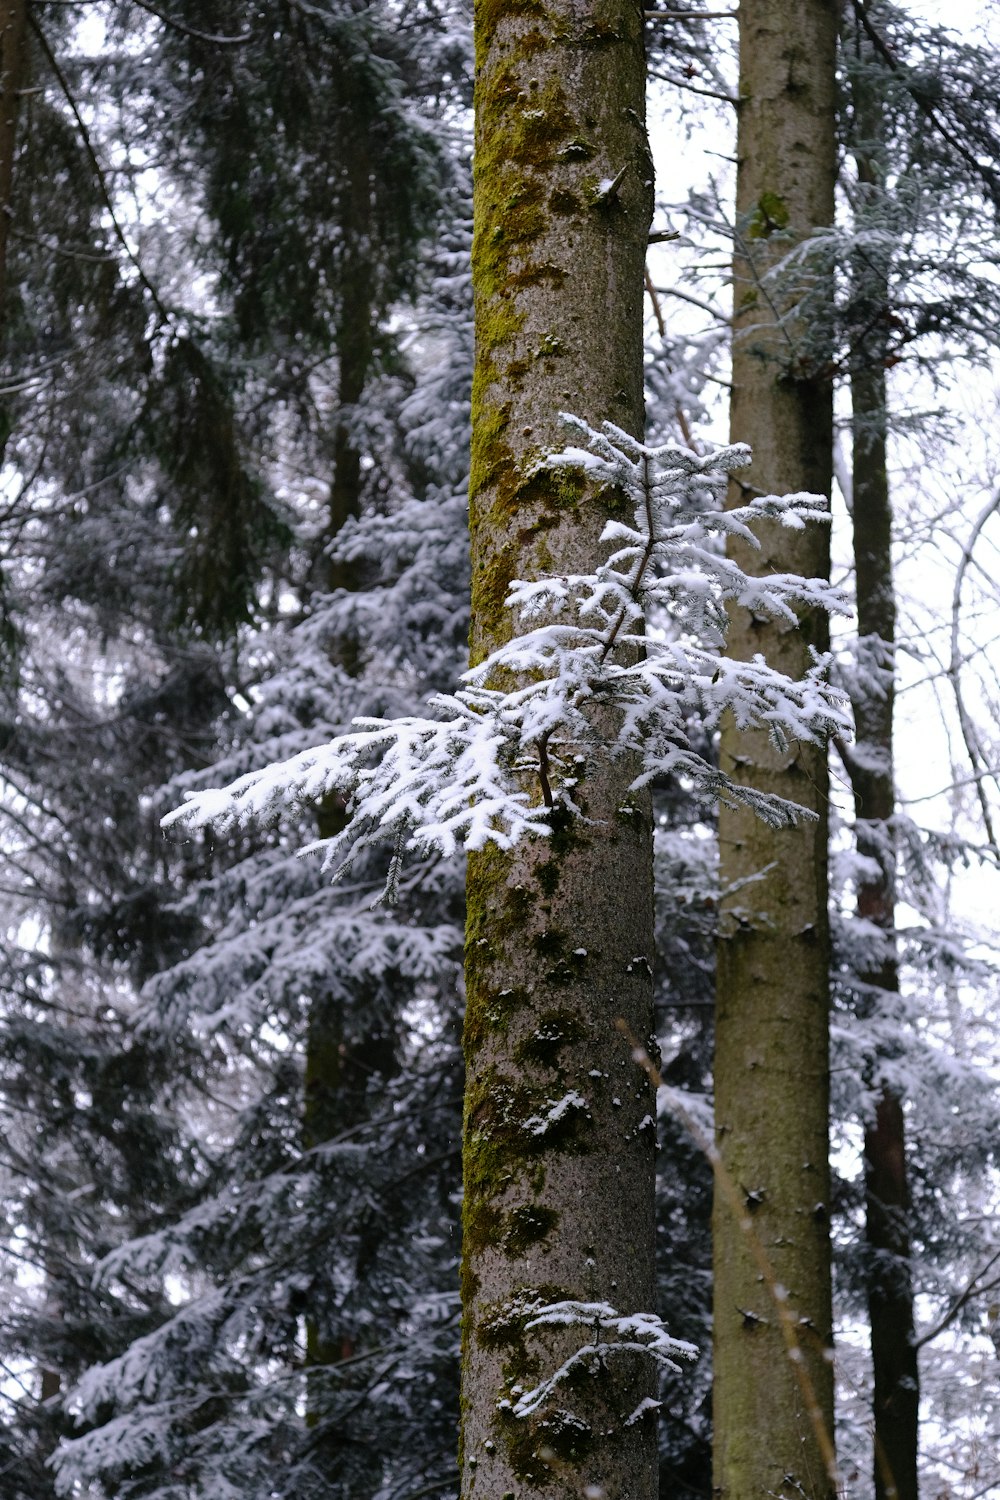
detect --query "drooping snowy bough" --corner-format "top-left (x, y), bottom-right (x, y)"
top-left (164, 418), bottom-right (847, 889)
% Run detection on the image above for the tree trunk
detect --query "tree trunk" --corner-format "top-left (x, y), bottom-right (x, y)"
top-left (461, 3), bottom-right (657, 1497)
top-left (844, 26), bottom-right (919, 1497)
top-left (851, 357), bottom-right (917, 1500)
top-left (302, 138), bottom-right (386, 1483)
top-left (714, 4), bottom-right (839, 1497)
top-left (0, 0), bottom-right (26, 466)
top-left (326, 195), bottom-right (376, 597)
top-left (0, 0), bottom-right (24, 317)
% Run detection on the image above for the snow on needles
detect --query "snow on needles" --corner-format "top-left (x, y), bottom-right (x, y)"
top-left (163, 416), bottom-right (850, 892)
top-left (492, 1298), bottom-right (698, 1421)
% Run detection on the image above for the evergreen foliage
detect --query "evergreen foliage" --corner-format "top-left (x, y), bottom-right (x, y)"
top-left (0, 3), bottom-right (997, 1498)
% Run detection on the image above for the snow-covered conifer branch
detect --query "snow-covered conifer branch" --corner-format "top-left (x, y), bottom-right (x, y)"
top-left (163, 417), bottom-right (849, 886)
top-left (491, 1297), bottom-right (697, 1421)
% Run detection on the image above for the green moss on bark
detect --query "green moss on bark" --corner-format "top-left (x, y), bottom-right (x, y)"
top-left (503, 1203), bottom-right (560, 1255)
top-left (515, 1009), bottom-right (587, 1066)
top-left (463, 0), bottom-right (656, 1491)
top-left (474, 0), bottom-right (548, 69)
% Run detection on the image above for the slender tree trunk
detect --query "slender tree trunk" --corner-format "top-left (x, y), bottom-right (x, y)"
top-left (850, 359), bottom-right (917, 1500)
top-left (714, 4), bottom-right (838, 1497)
top-left (461, 3), bottom-right (657, 1497)
top-left (0, 0), bottom-right (24, 314)
top-left (326, 250), bottom-right (375, 594)
top-left (302, 143), bottom-right (386, 1482)
top-left (0, 0), bottom-right (26, 465)
top-left (844, 27), bottom-right (920, 1497)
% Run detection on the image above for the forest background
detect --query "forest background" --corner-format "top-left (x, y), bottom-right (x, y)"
top-left (1, 1), bottom-right (999, 1498)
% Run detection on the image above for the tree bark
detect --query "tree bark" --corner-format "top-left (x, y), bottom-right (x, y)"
top-left (461, 2), bottom-right (658, 1497)
top-left (850, 357), bottom-right (918, 1500)
top-left (0, 0), bottom-right (26, 466)
top-left (0, 0), bottom-right (24, 318)
top-left (302, 133), bottom-right (385, 1482)
top-left (844, 25), bottom-right (919, 1498)
top-left (713, 4), bottom-right (839, 1497)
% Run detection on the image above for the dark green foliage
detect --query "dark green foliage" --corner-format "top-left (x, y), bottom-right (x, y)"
top-left (653, 815), bottom-right (716, 1498)
top-left (139, 0), bottom-right (446, 358)
top-left (144, 336), bottom-right (291, 637)
top-left (0, 6), bottom-right (469, 1493)
top-left (1, 5), bottom-right (995, 1500)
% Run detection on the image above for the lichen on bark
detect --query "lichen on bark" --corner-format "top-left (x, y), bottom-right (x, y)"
top-left (460, 1), bottom-right (659, 1496)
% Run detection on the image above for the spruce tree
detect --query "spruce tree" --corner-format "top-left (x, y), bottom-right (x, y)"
top-left (839, 17), bottom-right (916, 1497)
top-left (458, 0), bottom-right (660, 1494)
top-left (713, 3), bottom-right (839, 1497)
top-left (832, 8), bottom-right (1000, 1493)
top-left (38, 7), bottom-right (475, 1491)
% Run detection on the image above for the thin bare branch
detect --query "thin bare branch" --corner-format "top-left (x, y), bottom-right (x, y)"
top-left (29, 13), bottom-right (172, 327)
top-left (913, 1246), bottom-right (1000, 1350)
top-left (948, 488), bottom-right (1000, 854)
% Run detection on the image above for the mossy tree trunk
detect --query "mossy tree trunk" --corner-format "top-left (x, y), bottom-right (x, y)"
top-left (713, 4), bottom-right (839, 1497)
top-left (461, 2), bottom-right (658, 1497)
top-left (843, 27), bottom-right (919, 1500)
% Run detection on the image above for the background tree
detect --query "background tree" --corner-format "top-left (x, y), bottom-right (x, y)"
top-left (837, 15), bottom-right (916, 1496)
top-left (1, 4), bottom-right (465, 1496)
top-left (831, 7), bottom-right (1000, 1495)
top-left (713, 2), bottom-right (840, 1497)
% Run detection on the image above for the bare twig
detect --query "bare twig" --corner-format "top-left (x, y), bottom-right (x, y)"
top-left (128, 0), bottom-right (252, 44)
top-left (650, 281), bottom-right (731, 326)
top-left (948, 488), bottom-right (1000, 855)
top-left (644, 264), bottom-right (667, 338)
top-left (29, 14), bottom-right (172, 327)
top-left (913, 1245), bottom-right (1000, 1351)
top-left (648, 68), bottom-right (738, 105)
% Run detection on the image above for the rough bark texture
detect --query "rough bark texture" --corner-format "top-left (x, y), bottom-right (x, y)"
top-left (713, 4), bottom-right (839, 1498)
top-left (461, 2), bottom-right (657, 1496)
top-left (845, 34), bottom-right (919, 1499)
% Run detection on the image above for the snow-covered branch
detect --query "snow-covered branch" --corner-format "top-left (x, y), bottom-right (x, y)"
top-left (492, 1298), bottom-right (697, 1421)
top-left (163, 417), bottom-right (849, 887)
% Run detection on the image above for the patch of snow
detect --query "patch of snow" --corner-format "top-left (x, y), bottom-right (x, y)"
top-left (523, 1091), bottom-right (589, 1136)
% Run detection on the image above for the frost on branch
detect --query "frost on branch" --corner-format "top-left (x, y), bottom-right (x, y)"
top-left (491, 1297), bottom-right (697, 1422)
top-left (163, 417), bottom-right (849, 888)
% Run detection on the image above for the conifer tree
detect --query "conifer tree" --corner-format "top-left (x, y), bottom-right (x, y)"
top-left (713, 3), bottom-right (839, 1497)
top-left (28, 8), bottom-right (475, 1494)
top-left (832, 7), bottom-right (1000, 1492)
top-left (838, 18), bottom-right (916, 1498)
top-left (0, 5), bottom-right (421, 1490)
top-left (143, 12), bottom-right (847, 1499)
top-left (458, 3), bottom-right (661, 1495)
top-left (19, 6), bottom-right (1000, 1498)
top-left (0, 0), bottom-right (25, 370)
